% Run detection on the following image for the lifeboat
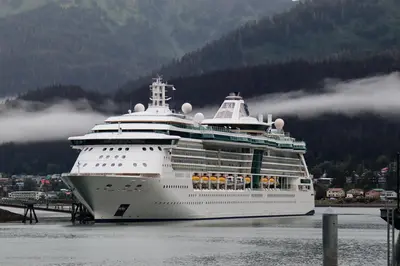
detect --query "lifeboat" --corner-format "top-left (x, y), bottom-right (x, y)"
top-left (261, 177), bottom-right (269, 183)
top-left (269, 178), bottom-right (275, 184)
top-left (192, 175), bottom-right (200, 182)
top-left (245, 176), bottom-right (251, 184)
top-left (201, 175), bottom-right (209, 182)
top-left (218, 176), bottom-right (226, 183)
top-left (210, 175), bottom-right (218, 183)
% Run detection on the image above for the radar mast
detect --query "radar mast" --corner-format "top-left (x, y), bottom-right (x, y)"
top-left (149, 76), bottom-right (175, 108)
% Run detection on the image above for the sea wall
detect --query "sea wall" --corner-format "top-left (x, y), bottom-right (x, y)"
top-left (0, 208), bottom-right (24, 222)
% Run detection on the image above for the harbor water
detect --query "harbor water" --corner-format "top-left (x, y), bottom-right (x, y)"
top-left (0, 207), bottom-right (387, 266)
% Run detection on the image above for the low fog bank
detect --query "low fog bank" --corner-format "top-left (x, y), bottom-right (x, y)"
top-left (0, 100), bottom-right (107, 144)
top-left (196, 72), bottom-right (400, 120)
top-left (1, 72), bottom-right (399, 144)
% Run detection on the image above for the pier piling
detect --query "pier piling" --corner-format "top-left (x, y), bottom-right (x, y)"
top-left (323, 208), bottom-right (338, 266)
top-left (22, 203), bottom-right (38, 224)
top-left (71, 202), bottom-right (93, 224)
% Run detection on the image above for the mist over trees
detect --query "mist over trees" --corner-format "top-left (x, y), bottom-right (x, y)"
top-left (2, 50), bottom-right (400, 191)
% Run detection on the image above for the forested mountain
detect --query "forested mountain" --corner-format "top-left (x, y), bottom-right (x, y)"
top-left (120, 0), bottom-right (400, 92)
top-left (0, 0), bottom-right (293, 95)
top-left (2, 48), bottom-right (400, 191)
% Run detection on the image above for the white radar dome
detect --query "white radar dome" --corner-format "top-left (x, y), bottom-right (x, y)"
top-left (274, 118), bottom-right (285, 130)
top-left (194, 112), bottom-right (205, 123)
top-left (181, 103), bottom-right (192, 114)
top-left (134, 103), bottom-right (145, 112)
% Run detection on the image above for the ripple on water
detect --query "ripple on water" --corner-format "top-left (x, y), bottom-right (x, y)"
top-left (0, 207), bottom-right (390, 266)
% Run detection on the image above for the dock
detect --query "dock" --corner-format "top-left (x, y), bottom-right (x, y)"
top-left (0, 198), bottom-right (92, 224)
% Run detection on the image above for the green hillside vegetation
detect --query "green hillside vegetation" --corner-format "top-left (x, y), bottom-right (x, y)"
top-left (121, 0), bottom-right (400, 92)
top-left (0, 0), bottom-right (293, 95)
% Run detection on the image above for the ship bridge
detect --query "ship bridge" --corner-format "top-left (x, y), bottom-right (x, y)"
top-left (201, 92), bottom-right (269, 134)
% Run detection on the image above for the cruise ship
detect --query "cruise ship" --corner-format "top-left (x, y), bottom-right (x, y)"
top-left (61, 77), bottom-right (315, 222)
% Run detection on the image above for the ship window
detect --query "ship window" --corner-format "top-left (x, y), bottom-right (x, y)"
top-left (118, 148), bottom-right (122, 151)
top-left (89, 148), bottom-right (93, 151)
top-left (95, 163), bottom-right (99, 167)
top-left (71, 139), bottom-right (174, 145)
top-left (150, 147), bottom-right (154, 151)
top-left (133, 163), bottom-right (137, 167)
top-left (83, 163), bottom-right (87, 167)
top-left (143, 163), bottom-right (147, 167)
top-left (122, 155), bottom-right (126, 159)
top-left (125, 148), bottom-right (129, 151)
top-left (110, 148), bottom-right (114, 151)
top-left (111, 163), bottom-right (115, 167)
top-left (102, 163), bottom-right (106, 167)
top-left (115, 155), bottom-right (119, 159)
top-left (142, 147), bottom-right (146, 151)
top-left (118, 163), bottom-right (122, 167)
top-left (106, 155), bottom-right (110, 159)
top-left (106, 184), bottom-right (112, 187)
top-left (158, 146), bottom-right (162, 151)
top-left (103, 148), bottom-right (107, 151)
top-left (125, 184), bottom-right (131, 188)
top-left (99, 155), bottom-right (103, 159)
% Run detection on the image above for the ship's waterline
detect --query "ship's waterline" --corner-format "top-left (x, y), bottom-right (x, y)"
top-left (62, 77), bottom-right (314, 222)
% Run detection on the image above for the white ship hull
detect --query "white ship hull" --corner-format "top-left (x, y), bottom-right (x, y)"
top-left (62, 173), bottom-right (315, 222)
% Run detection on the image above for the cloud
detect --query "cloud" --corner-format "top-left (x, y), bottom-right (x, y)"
top-left (196, 72), bottom-right (400, 120)
top-left (1, 72), bottom-right (399, 144)
top-left (0, 101), bottom-right (107, 144)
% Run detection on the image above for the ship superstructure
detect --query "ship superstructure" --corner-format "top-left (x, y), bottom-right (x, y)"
top-left (61, 77), bottom-right (315, 222)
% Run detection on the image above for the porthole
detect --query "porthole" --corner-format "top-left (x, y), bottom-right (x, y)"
top-left (95, 163), bottom-right (99, 167)
top-left (106, 155), bottom-right (110, 159)
top-left (115, 155), bottom-right (119, 159)
top-left (89, 148), bottom-right (93, 151)
top-left (150, 147), bottom-right (154, 151)
top-left (99, 155), bottom-right (103, 159)
top-left (118, 148), bottom-right (122, 151)
top-left (118, 163), bottom-right (122, 167)
top-left (106, 184), bottom-right (112, 187)
top-left (102, 163), bottom-right (106, 167)
top-left (125, 184), bottom-right (131, 188)
top-left (122, 155), bottom-right (126, 159)
top-left (111, 163), bottom-right (115, 167)
top-left (143, 163), bottom-right (147, 167)
top-left (125, 148), bottom-right (129, 151)
top-left (158, 146), bottom-right (162, 151)
top-left (83, 163), bottom-right (87, 167)
top-left (110, 148), bottom-right (114, 151)
top-left (133, 163), bottom-right (137, 167)
top-left (142, 147), bottom-right (146, 151)
top-left (103, 148), bottom-right (107, 151)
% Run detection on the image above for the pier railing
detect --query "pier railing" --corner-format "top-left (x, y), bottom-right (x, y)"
top-left (0, 198), bottom-right (73, 213)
